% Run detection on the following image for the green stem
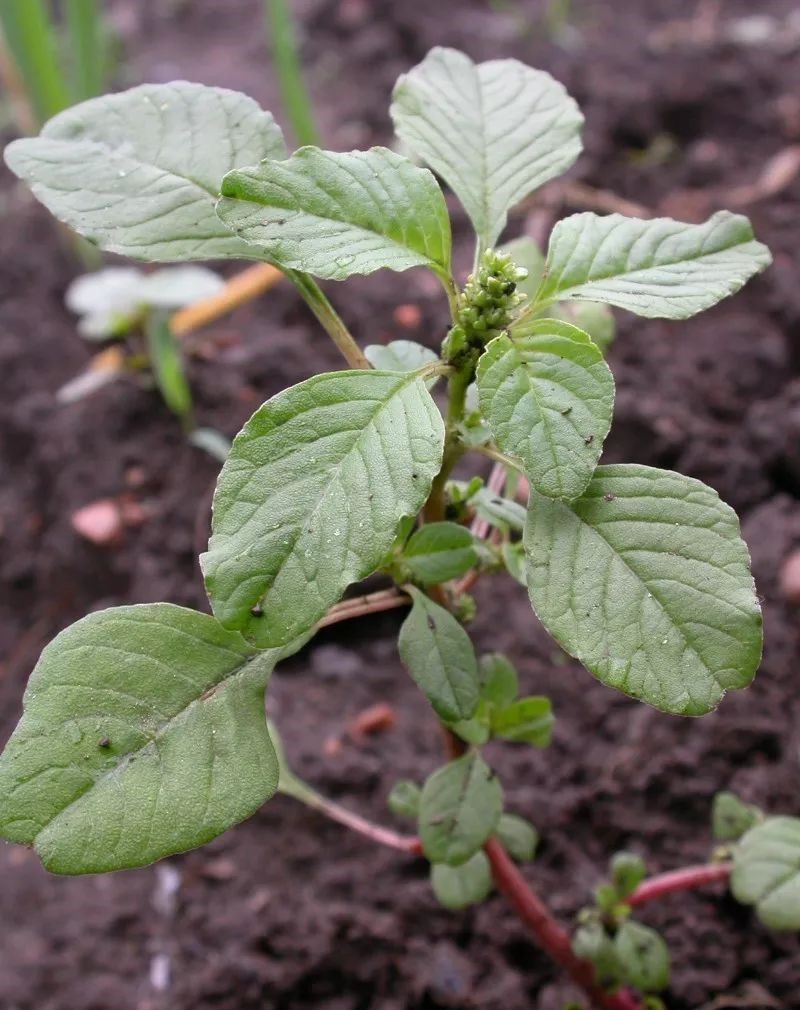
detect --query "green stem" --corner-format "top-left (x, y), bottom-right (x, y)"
top-left (0, 0), bottom-right (71, 126)
top-left (425, 365), bottom-right (472, 522)
top-left (263, 0), bottom-right (320, 147)
top-left (65, 0), bottom-right (106, 102)
top-left (288, 271), bottom-right (371, 369)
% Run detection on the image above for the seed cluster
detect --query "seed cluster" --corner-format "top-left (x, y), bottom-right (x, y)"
top-left (443, 249), bottom-right (528, 366)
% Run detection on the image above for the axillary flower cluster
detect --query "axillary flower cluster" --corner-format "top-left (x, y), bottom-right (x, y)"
top-left (443, 249), bottom-right (529, 366)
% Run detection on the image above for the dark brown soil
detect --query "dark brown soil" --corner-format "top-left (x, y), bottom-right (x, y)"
top-left (2, 1), bottom-right (800, 1007)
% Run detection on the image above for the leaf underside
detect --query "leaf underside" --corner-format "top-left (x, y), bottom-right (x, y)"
top-left (0, 604), bottom-right (294, 874)
top-left (202, 369), bottom-right (445, 648)
top-left (524, 464), bottom-right (762, 715)
top-left (391, 47), bottom-right (583, 249)
top-left (217, 146), bottom-right (452, 279)
top-left (5, 81), bottom-right (286, 261)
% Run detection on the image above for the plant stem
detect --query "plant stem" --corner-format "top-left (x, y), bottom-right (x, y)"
top-left (425, 366), bottom-right (472, 522)
top-left (628, 862), bottom-right (731, 907)
top-left (0, 0), bottom-right (71, 126)
top-left (318, 588), bottom-right (410, 628)
top-left (263, 0), bottom-right (320, 147)
top-left (289, 271), bottom-right (371, 369)
top-left (65, 0), bottom-right (106, 102)
top-left (485, 838), bottom-right (640, 1010)
top-left (298, 789), bottom-right (422, 853)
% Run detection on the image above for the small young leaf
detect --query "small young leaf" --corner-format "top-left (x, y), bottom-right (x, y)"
top-left (524, 464), bottom-right (763, 716)
top-left (731, 817), bottom-right (800, 930)
top-left (398, 587), bottom-right (480, 722)
top-left (66, 267), bottom-right (146, 339)
top-left (496, 813), bottom-right (538, 862)
top-left (501, 541), bottom-right (527, 586)
top-left (573, 922), bottom-right (623, 988)
top-left (448, 699), bottom-right (492, 746)
top-left (5, 82), bottom-right (285, 261)
top-left (611, 851), bottom-right (647, 898)
top-left (365, 339), bottom-right (438, 374)
top-left (202, 370), bottom-right (444, 648)
top-left (614, 921), bottom-right (670, 993)
top-left (217, 147), bottom-right (452, 281)
top-left (0, 604), bottom-right (299, 874)
top-left (387, 779), bottom-right (422, 819)
top-left (403, 522), bottom-right (479, 584)
top-left (431, 851), bottom-right (492, 909)
top-left (535, 211), bottom-right (771, 319)
top-left (451, 481), bottom-right (526, 532)
top-left (145, 316), bottom-right (192, 421)
top-left (490, 697), bottom-right (554, 747)
top-left (478, 652), bottom-right (519, 707)
top-left (712, 790), bottom-right (761, 842)
top-left (477, 319), bottom-right (614, 501)
top-left (419, 752), bottom-right (503, 866)
top-left (391, 47), bottom-right (583, 248)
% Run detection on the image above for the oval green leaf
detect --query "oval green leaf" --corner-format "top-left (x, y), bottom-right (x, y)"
top-left (398, 587), bottom-right (480, 722)
top-left (731, 817), bottom-right (800, 930)
top-left (431, 851), bottom-right (492, 909)
top-left (535, 211), bottom-right (771, 319)
top-left (217, 146), bottom-right (452, 280)
top-left (4, 82), bottom-right (286, 261)
top-left (490, 696), bottom-right (554, 747)
top-left (477, 319), bottom-right (614, 500)
top-left (0, 604), bottom-right (296, 874)
top-left (614, 921), bottom-right (670, 992)
top-left (524, 464), bottom-right (763, 715)
top-left (391, 47), bottom-right (583, 249)
top-left (403, 522), bottom-right (478, 584)
top-left (496, 813), bottom-right (538, 863)
top-left (419, 752), bottom-right (503, 866)
top-left (202, 369), bottom-right (444, 648)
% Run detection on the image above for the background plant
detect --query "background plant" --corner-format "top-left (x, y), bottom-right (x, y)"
top-left (1, 46), bottom-right (795, 1009)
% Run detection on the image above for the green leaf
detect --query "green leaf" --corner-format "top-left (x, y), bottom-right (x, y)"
top-left (391, 47), bottom-right (583, 249)
top-left (501, 541), bottom-right (527, 586)
top-left (477, 319), bottom-right (614, 501)
top-left (524, 464), bottom-right (763, 716)
top-left (402, 522), bottom-right (478, 584)
top-left (496, 813), bottom-right (538, 862)
top-left (431, 850), bottom-right (492, 909)
top-left (419, 752), bottom-right (503, 866)
top-left (501, 236), bottom-right (546, 299)
top-left (398, 587), bottom-right (480, 722)
top-left (0, 604), bottom-right (297, 874)
top-left (217, 146), bottom-right (452, 280)
top-left (202, 369), bottom-right (444, 648)
top-left (611, 851), bottom-right (647, 898)
top-left (535, 211), bottom-right (771, 319)
top-left (4, 82), bottom-right (285, 261)
top-left (731, 817), bottom-right (800, 930)
top-left (387, 779), bottom-right (421, 819)
top-left (491, 697), bottom-right (554, 747)
top-left (478, 652), bottom-right (519, 707)
top-left (145, 316), bottom-right (192, 421)
top-left (364, 339), bottom-right (438, 374)
top-left (712, 790), bottom-right (761, 842)
top-left (614, 921), bottom-right (670, 992)
top-left (66, 267), bottom-right (146, 339)
top-left (448, 699), bottom-right (492, 746)
top-left (573, 923), bottom-right (623, 988)
top-left (451, 481), bottom-right (526, 532)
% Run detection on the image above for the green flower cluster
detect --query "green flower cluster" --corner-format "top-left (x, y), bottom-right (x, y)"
top-left (442, 249), bottom-right (528, 366)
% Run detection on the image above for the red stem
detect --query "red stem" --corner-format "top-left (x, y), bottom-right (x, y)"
top-left (484, 838), bottom-right (640, 1010)
top-left (628, 862), bottom-right (731, 907)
